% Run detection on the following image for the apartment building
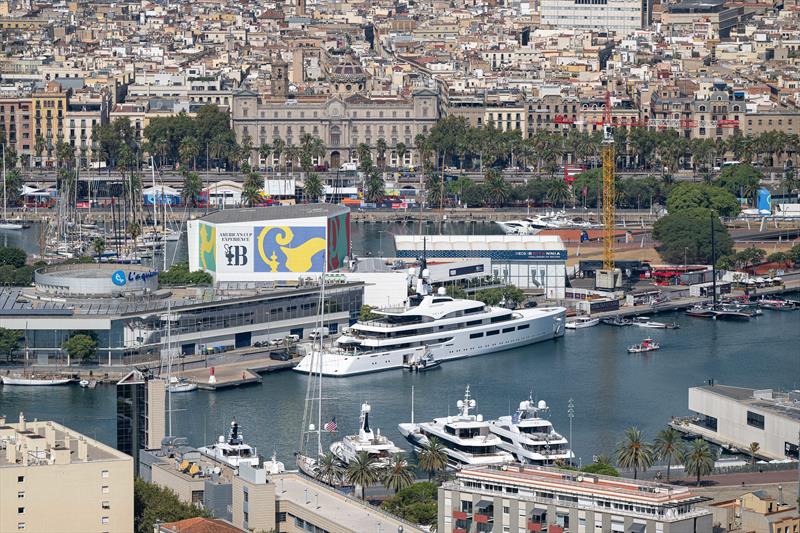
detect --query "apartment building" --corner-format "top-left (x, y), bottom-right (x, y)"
top-left (439, 465), bottom-right (713, 533)
top-left (65, 87), bottom-right (111, 167)
top-left (0, 413), bottom-right (134, 533)
top-left (32, 81), bottom-right (69, 166)
top-left (0, 88), bottom-right (33, 158)
top-left (540, 0), bottom-right (651, 36)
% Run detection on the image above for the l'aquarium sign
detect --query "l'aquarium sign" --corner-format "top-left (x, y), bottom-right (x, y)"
top-left (111, 270), bottom-right (159, 286)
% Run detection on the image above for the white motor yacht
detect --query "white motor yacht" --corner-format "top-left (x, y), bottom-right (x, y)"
top-left (495, 220), bottom-right (542, 235)
top-left (330, 402), bottom-right (403, 466)
top-left (632, 316), bottom-right (667, 329)
top-left (398, 386), bottom-right (514, 467)
top-left (294, 280), bottom-right (565, 377)
top-left (489, 397), bottom-right (573, 464)
top-left (198, 418), bottom-right (259, 469)
top-left (564, 316), bottom-right (600, 329)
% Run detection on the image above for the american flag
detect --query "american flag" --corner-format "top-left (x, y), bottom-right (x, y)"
top-left (324, 417), bottom-right (337, 433)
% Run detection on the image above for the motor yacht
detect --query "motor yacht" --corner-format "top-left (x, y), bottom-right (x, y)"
top-left (398, 386), bottom-right (514, 467)
top-left (631, 316), bottom-right (667, 329)
top-left (294, 281), bottom-right (566, 377)
top-left (488, 397), bottom-right (573, 465)
top-left (198, 418), bottom-right (259, 469)
top-left (565, 316), bottom-right (600, 329)
top-left (330, 402), bottom-right (403, 466)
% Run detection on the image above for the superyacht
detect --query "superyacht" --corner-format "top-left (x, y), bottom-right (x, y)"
top-left (294, 272), bottom-right (565, 377)
top-left (198, 418), bottom-right (260, 469)
top-left (398, 386), bottom-right (514, 467)
top-left (488, 396), bottom-right (573, 464)
top-left (330, 402), bottom-right (403, 466)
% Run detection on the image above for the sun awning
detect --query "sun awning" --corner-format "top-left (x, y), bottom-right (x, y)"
top-left (630, 523), bottom-right (646, 533)
top-left (531, 507), bottom-right (547, 516)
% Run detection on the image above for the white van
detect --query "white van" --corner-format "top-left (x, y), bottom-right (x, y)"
top-left (308, 327), bottom-right (329, 340)
top-left (339, 162), bottom-right (357, 172)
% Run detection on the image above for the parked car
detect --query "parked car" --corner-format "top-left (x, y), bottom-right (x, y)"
top-left (270, 350), bottom-right (291, 361)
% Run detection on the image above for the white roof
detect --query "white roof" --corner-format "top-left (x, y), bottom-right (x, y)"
top-left (394, 234), bottom-right (565, 252)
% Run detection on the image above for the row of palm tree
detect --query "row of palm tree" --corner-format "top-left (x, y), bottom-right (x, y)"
top-left (615, 426), bottom-right (716, 485)
top-left (314, 438), bottom-right (449, 499)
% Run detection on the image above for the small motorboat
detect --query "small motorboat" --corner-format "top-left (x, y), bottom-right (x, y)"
top-left (757, 298), bottom-right (797, 311)
top-left (686, 306), bottom-right (716, 318)
top-left (565, 316), bottom-right (600, 329)
top-left (602, 316), bottom-right (632, 327)
top-left (627, 338), bottom-right (660, 353)
top-left (664, 322), bottom-right (681, 329)
top-left (0, 220), bottom-right (23, 230)
top-left (79, 379), bottom-right (97, 389)
top-left (632, 316), bottom-right (667, 329)
top-left (406, 348), bottom-right (441, 372)
top-left (168, 376), bottom-right (198, 393)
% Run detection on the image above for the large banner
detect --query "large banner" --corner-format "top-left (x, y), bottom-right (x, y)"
top-left (254, 226), bottom-right (326, 273)
top-left (198, 223), bottom-right (217, 271)
top-left (327, 212), bottom-right (350, 271)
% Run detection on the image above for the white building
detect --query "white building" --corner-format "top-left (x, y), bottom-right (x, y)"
top-left (683, 384), bottom-right (800, 460)
top-left (393, 235), bottom-right (567, 298)
top-left (539, 0), bottom-right (651, 35)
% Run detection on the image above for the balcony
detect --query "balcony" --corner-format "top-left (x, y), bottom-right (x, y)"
top-left (452, 511), bottom-right (468, 520)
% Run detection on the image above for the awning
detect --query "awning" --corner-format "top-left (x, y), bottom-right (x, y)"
top-left (531, 507), bottom-right (547, 516)
top-left (476, 499), bottom-right (493, 510)
top-left (630, 523), bottom-right (646, 533)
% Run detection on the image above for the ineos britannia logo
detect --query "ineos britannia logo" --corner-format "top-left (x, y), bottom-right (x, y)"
top-left (224, 244), bottom-right (248, 266)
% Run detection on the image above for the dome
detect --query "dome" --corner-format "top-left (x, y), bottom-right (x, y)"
top-left (330, 55), bottom-right (366, 82)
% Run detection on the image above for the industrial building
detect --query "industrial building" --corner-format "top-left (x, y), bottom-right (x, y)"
top-left (680, 384), bottom-right (800, 460)
top-left (439, 465), bottom-right (713, 533)
top-left (0, 414), bottom-right (134, 533)
top-left (394, 235), bottom-right (567, 298)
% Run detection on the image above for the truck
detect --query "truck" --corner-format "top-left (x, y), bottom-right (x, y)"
top-left (308, 327), bottom-right (329, 340)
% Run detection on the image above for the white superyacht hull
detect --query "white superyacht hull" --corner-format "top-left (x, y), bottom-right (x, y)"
top-left (397, 423), bottom-right (513, 467)
top-left (294, 307), bottom-right (565, 377)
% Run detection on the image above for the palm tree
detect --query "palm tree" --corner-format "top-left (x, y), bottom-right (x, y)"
top-left (653, 427), bottom-right (685, 481)
top-left (742, 181), bottom-right (760, 208)
top-left (364, 168), bottom-right (385, 204)
top-left (284, 144), bottom-right (299, 174)
top-left (92, 237), bottom-right (105, 261)
top-left (375, 138), bottom-right (387, 170)
top-left (181, 169), bottom-right (203, 207)
top-left (209, 135), bottom-right (228, 172)
top-left (684, 439), bottom-right (714, 486)
top-left (271, 137), bottom-right (285, 170)
top-left (34, 135), bottom-right (46, 172)
top-left (315, 452), bottom-right (345, 486)
top-left (414, 133), bottom-right (429, 166)
top-left (346, 451), bottom-right (380, 499)
top-left (748, 442), bottom-right (760, 465)
top-left (242, 170), bottom-right (263, 206)
top-left (396, 142), bottom-right (408, 168)
top-left (417, 437), bottom-right (448, 481)
top-left (303, 172), bottom-right (324, 203)
top-left (615, 427), bottom-right (654, 479)
top-left (381, 452), bottom-right (415, 494)
top-left (259, 143), bottom-right (272, 170)
top-left (179, 137), bottom-right (200, 170)
top-left (484, 168), bottom-right (510, 207)
top-left (545, 179), bottom-right (572, 208)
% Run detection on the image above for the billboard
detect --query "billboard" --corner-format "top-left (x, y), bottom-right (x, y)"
top-left (198, 223), bottom-right (217, 271)
top-left (254, 226), bottom-right (326, 273)
top-left (327, 212), bottom-right (350, 271)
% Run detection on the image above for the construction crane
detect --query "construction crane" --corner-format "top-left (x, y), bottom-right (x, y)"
top-left (601, 90), bottom-right (615, 271)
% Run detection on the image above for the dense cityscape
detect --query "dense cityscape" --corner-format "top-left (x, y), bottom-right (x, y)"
top-left (0, 0), bottom-right (799, 532)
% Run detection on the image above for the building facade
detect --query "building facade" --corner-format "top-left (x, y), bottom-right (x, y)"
top-left (540, 0), bottom-right (651, 35)
top-left (439, 465), bottom-right (713, 533)
top-left (0, 414), bottom-right (134, 533)
top-left (116, 370), bottom-right (166, 473)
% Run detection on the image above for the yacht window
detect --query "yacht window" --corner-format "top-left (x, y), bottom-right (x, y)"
top-left (502, 327), bottom-right (514, 333)
top-left (470, 332), bottom-right (484, 339)
top-left (466, 320), bottom-right (482, 326)
top-left (517, 324), bottom-right (530, 330)
top-left (432, 297), bottom-right (452, 303)
top-left (491, 316), bottom-right (507, 323)
top-left (487, 330), bottom-right (499, 336)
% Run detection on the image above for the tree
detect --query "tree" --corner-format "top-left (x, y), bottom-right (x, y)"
top-left (666, 183), bottom-right (740, 217)
top-left (380, 482), bottom-right (438, 527)
top-left (767, 251), bottom-right (790, 264)
top-left (652, 208), bottom-right (733, 264)
top-left (417, 437), bottom-right (448, 481)
top-left (545, 179), bottom-right (572, 208)
top-left (734, 247), bottom-right (766, 268)
top-left (346, 451), bottom-right (380, 499)
top-left (62, 334), bottom-right (98, 364)
top-left (484, 169), bottom-right (510, 207)
top-left (0, 327), bottom-right (21, 361)
top-left (158, 262), bottom-right (213, 286)
top-left (134, 478), bottom-right (210, 533)
top-left (242, 170), bottom-right (264, 207)
top-left (748, 442), bottom-right (760, 465)
top-left (716, 164), bottom-right (762, 198)
top-left (381, 452), bottom-right (415, 494)
top-left (315, 452), bottom-right (345, 486)
top-left (179, 137), bottom-right (200, 170)
top-left (359, 305), bottom-right (380, 321)
top-left (364, 168), bottom-right (385, 204)
top-left (396, 142), bottom-right (408, 167)
top-left (303, 172), bottom-right (324, 203)
top-left (181, 170), bottom-right (203, 207)
top-left (684, 439), bottom-right (714, 486)
top-left (653, 427), bottom-right (685, 482)
top-left (615, 427), bottom-right (653, 479)
top-left (92, 238), bottom-right (106, 260)
top-left (0, 246), bottom-right (26, 268)
top-left (580, 462), bottom-right (620, 477)
top-left (789, 244), bottom-right (800, 265)
top-left (375, 138), bottom-right (387, 170)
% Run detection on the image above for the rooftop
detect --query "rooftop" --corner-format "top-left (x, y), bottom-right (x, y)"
top-left (199, 203), bottom-right (348, 225)
top-left (694, 385), bottom-right (800, 422)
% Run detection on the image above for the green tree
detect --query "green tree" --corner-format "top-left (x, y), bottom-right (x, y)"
top-left (580, 462), bottom-right (620, 477)
top-left (484, 169), bottom-right (510, 207)
top-left (134, 478), bottom-right (210, 533)
top-left (158, 262), bottom-right (213, 286)
top-left (545, 178), bottom-right (572, 208)
top-left (735, 247), bottom-right (766, 268)
top-left (303, 172), bottom-right (324, 203)
top-left (315, 452), bottom-right (345, 486)
top-left (179, 136), bottom-right (200, 170)
top-left (358, 305), bottom-right (380, 321)
top-left (0, 246), bottom-right (26, 268)
top-left (417, 437), bottom-right (448, 481)
top-left (615, 427), bottom-right (653, 479)
top-left (364, 168), bottom-right (385, 204)
top-left (748, 442), bottom-right (761, 465)
top-left (396, 142), bottom-right (408, 167)
top-left (652, 208), bottom-right (733, 264)
top-left (381, 452), bottom-right (415, 494)
top-left (716, 164), bottom-right (762, 198)
top-left (767, 251), bottom-right (790, 264)
top-left (653, 427), bottom-right (685, 482)
top-left (346, 451), bottom-right (380, 499)
top-left (242, 170), bottom-right (264, 207)
top-left (380, 482), bottom-right (438, 527)
top-left (0, 327), bottom-right (21, 361)
top-left (684, 439), bottom-right (714, 486)
top-left (375, 138), bottom-right (387, 170)
top-left (181, 170), bottom-right (203, 207)
top-left (92, 238), bottom-right (106, 260)
top-left (62, 334), bottom-right (98, 364)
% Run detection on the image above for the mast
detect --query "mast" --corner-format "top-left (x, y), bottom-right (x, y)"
top-left (710, 214), bottom-right (717, 308)
top-left (166, 299), bottom-right (173, 437)
top-left (316, 272), bottom-right (325, 456)
top-left (2, 144), bottom-right (6, 221)
top-left (411, 385), bottom-right (414, 425)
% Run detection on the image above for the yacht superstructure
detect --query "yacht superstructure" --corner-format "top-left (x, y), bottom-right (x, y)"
top-left (488, 397), bottom-right (573, 464)
top-left (294, 287), bottom-right (565, 377)
top-left (330, 402), bottom-right (403, 466)
top-left (198, 418), bottom-right (259, 469)
top-left (398, 386), bottom-right (514, 467)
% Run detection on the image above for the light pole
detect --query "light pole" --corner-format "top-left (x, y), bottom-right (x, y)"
top-left (568, 398), bottom-right (575, 464)
top-left (684, 246), bottom-right (689, 268)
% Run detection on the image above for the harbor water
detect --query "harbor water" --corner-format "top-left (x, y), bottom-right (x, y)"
top-left (2, 307), bottom-right (798, 465)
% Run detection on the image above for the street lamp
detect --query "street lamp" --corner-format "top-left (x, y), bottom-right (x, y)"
top-left (684, 246), bottom-right (689, 268)
top-left (567, 398), bottom-right (575, 464)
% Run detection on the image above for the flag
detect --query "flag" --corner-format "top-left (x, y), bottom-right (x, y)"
top-left (324, 417), bottom-right (337, 433)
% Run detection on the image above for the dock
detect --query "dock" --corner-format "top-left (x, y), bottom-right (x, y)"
top-left (177, 355), bottom-right (299, 390)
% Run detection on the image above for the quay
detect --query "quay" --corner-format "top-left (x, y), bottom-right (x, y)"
top-left (177, 354), bottom-right (299, 391)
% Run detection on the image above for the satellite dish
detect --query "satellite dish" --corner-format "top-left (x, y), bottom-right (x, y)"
top-left (476, 414), bottom-right (483, 422)
top-left (437, 287), bottom-right (446, 296)
top-left (469, 399), bottom-right (476, 408)
top-left (456, 400), bottom-right (464, 408)
top-left (538, 400), bottom-right (547, 409)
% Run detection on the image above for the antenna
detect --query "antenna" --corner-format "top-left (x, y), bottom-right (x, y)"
top-left (411, 385), bottom-right (415, 425)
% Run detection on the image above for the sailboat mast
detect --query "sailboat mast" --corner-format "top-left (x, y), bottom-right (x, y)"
top-left (711, 214), bottom-right (717, 308)
top-left (316, 273), bottom-right (325, 457)
top-left (166, 299), bottom-right (173, 437)
top-left (2, 143), bottom-right (6, 221)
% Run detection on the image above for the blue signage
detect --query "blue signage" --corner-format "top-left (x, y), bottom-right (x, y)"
top-left (111, 270), bottom-right (127, 286)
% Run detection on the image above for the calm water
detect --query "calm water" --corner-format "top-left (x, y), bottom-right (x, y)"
top-left (2, 308), bottom-right (798, 464)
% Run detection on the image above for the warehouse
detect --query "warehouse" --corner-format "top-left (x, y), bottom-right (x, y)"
top-left (393, 235), bottom-right (567, 298)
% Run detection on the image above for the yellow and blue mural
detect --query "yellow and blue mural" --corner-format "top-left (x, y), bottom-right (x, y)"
top-left (254, 226), bottom-right (326, 273)
top-left (198, 223), bottom-right (217, 271)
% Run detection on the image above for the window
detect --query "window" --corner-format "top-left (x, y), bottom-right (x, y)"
top-left (502, 327), bottom-right (515, 333)
top-left (17, 523), bottom-right (24, 530)
top-left (102, 486), bottom-right (109, 494)
top-left (101, 470), bottom-right (109, 478)
top-left (101, 517), bottom-right (109, 525)
top-left (277, 512), bottom-right (287, 522)
top-left (747, 411), bottom-right (765, 430)
top-left (17, 476), bottom-right (24, 483)
top-left (102, 501), bottom-right (110, 510)
top-left (470, 332), bottom-right (484, 339)
top-left (487, 330), bottom-right (499, 336)
top-left (18, 507), bottom-right (24, 514)
top-left (244, 490), bottom-right (249, 502)
top-left (517, 324), bottom-right (529, 330)
top-left (17, 492), bottom-right (24, 498)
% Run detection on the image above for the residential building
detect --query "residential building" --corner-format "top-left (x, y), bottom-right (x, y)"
top-left (0, 89), bottom-right (32, 159)
top-left (540, 0), bottom-right (651, 36)
top-left (157, 517), bottom-right (244, 533)
top-left (709, 490), bottom-right (799, 533)
top-left (0, 413), bottom-right (134, 533)
top-left (116, 370), bottom-right (166, 473)
top-left (439, 464), bottom-right (713, 533)
top-left (679, 384), bottom-right (800, 460)
top-left (31, 81), bottom-right (68, 166)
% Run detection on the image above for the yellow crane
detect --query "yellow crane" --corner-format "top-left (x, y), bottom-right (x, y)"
top-left (601, 90), bottom-right (615, 271)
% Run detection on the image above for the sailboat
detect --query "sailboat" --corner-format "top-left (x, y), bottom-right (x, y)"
top-left (2, 325), bottom-right (73, 385)
top-left (296, 274), bottom-right (333, 480)
top-left (0, 144), bottom-right (22, 230)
